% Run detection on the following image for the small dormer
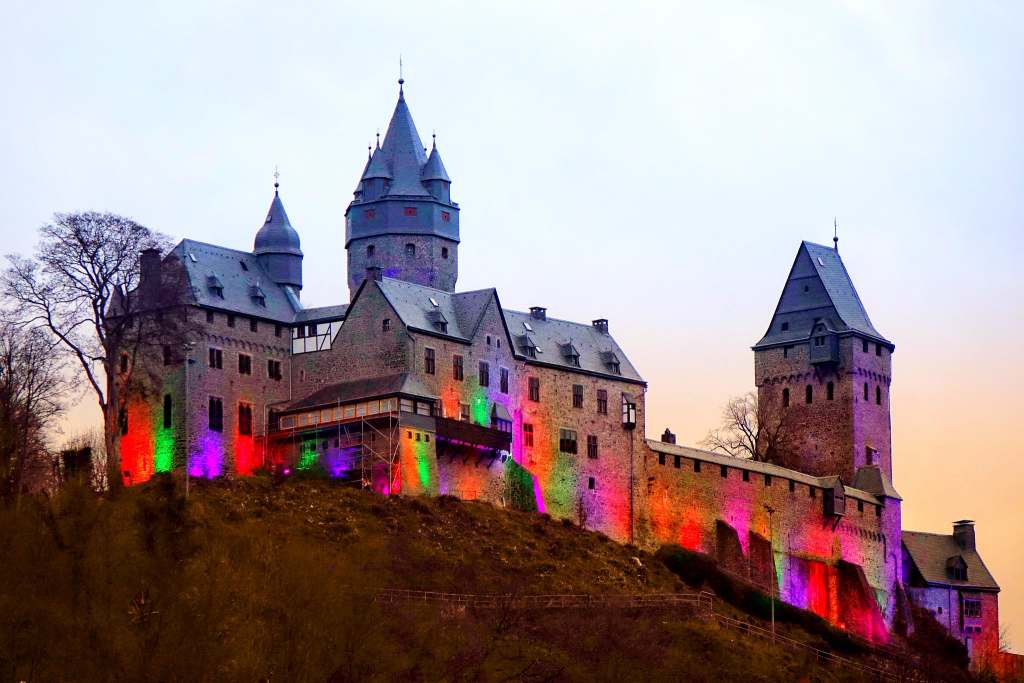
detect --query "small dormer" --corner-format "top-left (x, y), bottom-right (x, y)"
top-left (206, 274), bottom-right (224, 299)
top-left (946, 555), bottom-right (968, 581)
top-left (426, 309), bottom-right (448, 334)
top-left (601, 351), bottom-right (621, 375)
top-left (809, 321), bottom-right (839, 365)
top-left (823, 478), bottom-right (846, 516)
top-left (561, 341), bottom-right (581, 367)
top-left (249, 283), bottom-right (266, 307)
top-left (519, 333), bottom-right (538, 359)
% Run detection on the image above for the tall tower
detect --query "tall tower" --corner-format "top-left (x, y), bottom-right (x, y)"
top-left (254, 181), bottom-right (303, 297)
top-left (753, 241), bottom-right (894, 483)
top-left (345, 79), bottom-right (459, 299)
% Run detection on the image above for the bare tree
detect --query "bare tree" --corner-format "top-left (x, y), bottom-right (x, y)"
top-left (0, 321), bottom-right (70, 498)
top-left (701, 390), bottom-right (793, 463)
top-left (2, 212), bottom-right (191, 490)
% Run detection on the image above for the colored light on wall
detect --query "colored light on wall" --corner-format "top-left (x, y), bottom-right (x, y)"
top-left (154, 428), bottom-right (175, 473)
top-left (236, 435), bottom-right (257, 476)
top-left (189, 431), bottom-right (224, 479)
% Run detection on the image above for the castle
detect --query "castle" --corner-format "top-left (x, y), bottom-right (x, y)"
top-left (116, 78), bottom-right (1011, 671)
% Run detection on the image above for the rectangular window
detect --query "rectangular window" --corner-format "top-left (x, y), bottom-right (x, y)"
top-left (275, 324), bottom-right (282, 337)
top-left (441, 211), bottom-right (450, 222)
top-left (528, 376), bottom-right (540, 402)
top-left (399, 398), bottom-right (414, 413)
top-left (742, 469), bottom-right (750, 482)
top-left (365, 209), bottom-right (375, 219)
top-left (249, 318), bottom-right (258, 333)
top-left (783, 345), bottom-right (793, 358)
top-left (588, 477), bottom-right (595, 490)
top-left (674, 455), bottom-right (681, 469)
top-left (268, 359), bottom-right (282, 381)
top-left (460, 403), bottom-right (470, 422)
top-left (453, 354), bottom-right (464, 380)
top-left (559, 429), bottom-right (578, 454)
top-left (523, 423), bottom-right (534, 448)
top-left (809, 487), bottom-right (816, 499)
top-left (479, 361), bottom-right (489, 387)
top-left (964, 600), bottom-right (982, 619)
top-left (863, 339), bottom-right (869, 353)
top-left (658, 452), bottom-right (665, 466)
top-left (403, 207), bottom-right (417, 216)
top-left (865, 446), bottom-right (877, 465)
top-left (572, 384), bottom-right (584, 409)
top-left (209, 397), bottom-right (223, 432)
top-left (238, 353), bottom-right (252, 375)
top-left (789, 479), bottom-right (796, 492)
top-left (596, 389), bottom-right (608, 414)
top-left (382, 318), bottom-right (391, 332)
top-left (306, 324), bottom-right (315, 338)
top-left (206, 310), bottom-right (215, 324)
top-left (500, 367), bottom-right (509, 394)
top-left (227, 314), bottom-right (235, 328)
top-left (720, 465), bottom-right (728, 478)
top-left (764, 474), bottom-right (772, 486)
top-left (694, 460), bottom-right (701, 473)
top-left (208, 347), bottom-right (223, 369)
top-left (586, 434), bottom-right (598, 459)
top-left (424, 347), bottom-right (435, 375)
top-left (163, 394), bottom-right (172, 429)
top-left (876, 344), bottom-right (882, 357)
top-left (163, 345), bottom-right (173, 366)
top-left (238, 403), bottom-right (253, 436)
top-left (857, 499), bottom-right (864, 513)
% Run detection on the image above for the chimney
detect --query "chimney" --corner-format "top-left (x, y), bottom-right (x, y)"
top-left (139, 248), bottom-right (161, 303)
top-left (592, 318), bottom-right (609, 334)
top-left (953, 520), bottom-right (975, 550)
top-left (661, 428), bottom-right (676, 444)
top-left (366, 266), bottom-right (383, 282)
top-left (529, 306), bottom-right (546, 321)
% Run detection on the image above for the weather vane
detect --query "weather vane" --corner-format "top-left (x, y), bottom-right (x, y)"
top-left (273, 165), bottom-right (280, 189)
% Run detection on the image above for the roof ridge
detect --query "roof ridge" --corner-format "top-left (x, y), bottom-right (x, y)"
top-left (503, 308), bottom-right (605, 329)
top-left (178, 238), bottom-right (257, 258)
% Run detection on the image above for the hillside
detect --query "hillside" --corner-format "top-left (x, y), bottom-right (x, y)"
top-left (0, 475), bottom-right (955, 681)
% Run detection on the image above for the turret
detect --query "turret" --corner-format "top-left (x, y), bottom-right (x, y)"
top-left (345, 79), bottom-right (460, 299)
top-left (254, 182), bottom-right (303, 295)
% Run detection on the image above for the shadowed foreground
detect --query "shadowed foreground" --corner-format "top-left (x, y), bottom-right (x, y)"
top-left (0, 475), bottom-right (955, 681)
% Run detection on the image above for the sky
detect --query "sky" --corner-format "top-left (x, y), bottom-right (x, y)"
top-left (3, 0), bottom-right (1022, 652)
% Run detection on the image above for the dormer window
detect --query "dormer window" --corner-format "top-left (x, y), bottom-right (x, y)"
top-left (562, 342), bottom-right (581, 368)
top-left (427, 308), bottom-right (448, 334)
top-left (947, 556), bottom-right (968, 581)
top-left (601, 351), bottom-right (621, 375)
top-left (519, 334), bottom-right (538, 359)
top-left (249, 284), bottom-right (266, 307)
top-left (206, 275), bottom-right (224, 298)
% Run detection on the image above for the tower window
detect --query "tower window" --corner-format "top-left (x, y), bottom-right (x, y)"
top-left (250, 318), bottom-right (258, 333)
top-left (789, 480), bottom-right (796, 492)
top-left (806, 385), bottom-right (813, 403)
top-left (694, 460), bottom-right (701, 473)
top-left (227, 314), bottom-right (235, 328)
top-left (720, 465), bottom-right (728, 478)
top-left (783, 345), bottom-right (793, 358)
top-left (404, 207), bottom-right (418, 217)
top-left (206, 310), bottom-right (215, 324)
top-left (862, 339), bottom-right (869, 353)
top-left (367, 244), bottom-right (375, 257)
top-left (864, 382), bottom-right (869, 401)
top-left (441, 211), bottom-right (450, 222)
top-left (742, 469), bottom-right (750, 482)
top-left (405, 243), bottom-right (416, 257)
top-left (827, 381), bottom-right (834, 400)
top-left (209, 397), bottom-right (223, 432)
top-left (441, 246), bottom-right (449, 259)
top-left (782, 388), bottom-right (790, 407)
top-left (781, 322), bottom-right (789, 331)
top-left (163, 345), bottom-right (173, 366)
top-left (876, 386), bottom-right (882, 405)
top-left (275, 324), bottom-right (282, 337)
top-left (364, 209), bottom-right (376, 219)
top-left (866, 446), bottom-right (877, 465)
top-left (876, 344), bottom-right (882, 357)
top-left (163, 394), bottom-right (172, 429)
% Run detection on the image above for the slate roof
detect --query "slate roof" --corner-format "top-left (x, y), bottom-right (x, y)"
top-left (172, 239), bottom-right (300, 322)
top-left (852, 465), bottom-right (902, 500)
top-left (645, 440), bottom-right (883, 504)
top-left (282, 373), bottom-right (435, 412)
top-left (293, 304), bottom-right (349, 323)
top-left (755, 241), bottom-right (891, 349)
top-left (421, 140), bottom-right (450, 182)
top-left (377, 278), bottom-right (489, 340)
top-left (254, 191), bottom-right (302, 256)
top-left (502, 309), bottom-right (644, 383)
top-left (376, 84), bottom-right (431, 196)
top-left (903, 531), bottom-right (1000, 591)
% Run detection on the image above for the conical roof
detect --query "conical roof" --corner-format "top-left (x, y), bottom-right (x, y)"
top-left (254, 189), bottom-right (302, 256)
top-left (421, 139), bottom-right (450, 182)
top-left (377, 82), bottom-right (430, 196)
top-left (362, 145), bottom-right (392, 181)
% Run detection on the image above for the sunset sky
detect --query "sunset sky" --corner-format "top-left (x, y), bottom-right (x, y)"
top-left (3, 1), bottom-right (1021, 650)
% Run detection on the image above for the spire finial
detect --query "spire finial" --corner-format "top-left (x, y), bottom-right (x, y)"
top-left (398, 55), bottom-right (404, 90)
top-left (273, 165), bottom-right (280, 192)
top-left (367, 144), bottom-right (372, 160)
top-left (375, 130), bottom-right (380, 149)
top-left (833, 217), bottom-right (839, 251)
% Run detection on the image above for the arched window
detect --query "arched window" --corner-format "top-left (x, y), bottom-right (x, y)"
top-left (827, 381), bottom-right (834, 401)
top-left (863, 382), bottom-right (869, 401)
top-left (367, 244), bottom-right (375, 257)
top-left (876, 386), bottom-right (882, 405)
top-left (441, 246), bottom-right (449, 259)
top-left (805, 385), bottom-right (813, 404)
top-left (782, 388), bottom-right (790, 407)
top-left (405, 243), bottom-right (415, 258)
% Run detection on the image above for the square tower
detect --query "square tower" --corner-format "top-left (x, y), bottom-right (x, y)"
top-left (753, 242), bottom-right (894, 483)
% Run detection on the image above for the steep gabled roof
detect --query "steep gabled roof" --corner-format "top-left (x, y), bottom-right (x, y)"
top-left (172, 239), bottom-right (300, 322)
top-left (376, 277), bottom-right (488, 340)
top-left (755, 241), bottom-right (891, 349)
top-left (501, 309), bottom-right (644, 383)
top-left (903, 531), bottom-right (1000, 591)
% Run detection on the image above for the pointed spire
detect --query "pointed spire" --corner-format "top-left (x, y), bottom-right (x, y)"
top-left (833, 217), bottom-right (839, 251)
top-left (375, 79), bottom-right (430, 195)
top-left (422, 133), bottom-right (450, 182)
top-left (255, 186), bottom-right (302, 257)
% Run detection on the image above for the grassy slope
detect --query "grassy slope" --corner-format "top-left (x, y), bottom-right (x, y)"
top-left (0, 475), bottom-right (894, 682)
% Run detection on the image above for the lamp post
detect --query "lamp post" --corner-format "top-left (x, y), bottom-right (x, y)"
top-left (764, 503), bottom-right (776, 642)
top-left (183, 341), bottom-right (195, 500)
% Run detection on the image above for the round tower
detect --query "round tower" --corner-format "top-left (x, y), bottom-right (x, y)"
top-left (254, 182), bottom-right (303, 295)
top-left (345, 79), bottom-right (460, 299)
